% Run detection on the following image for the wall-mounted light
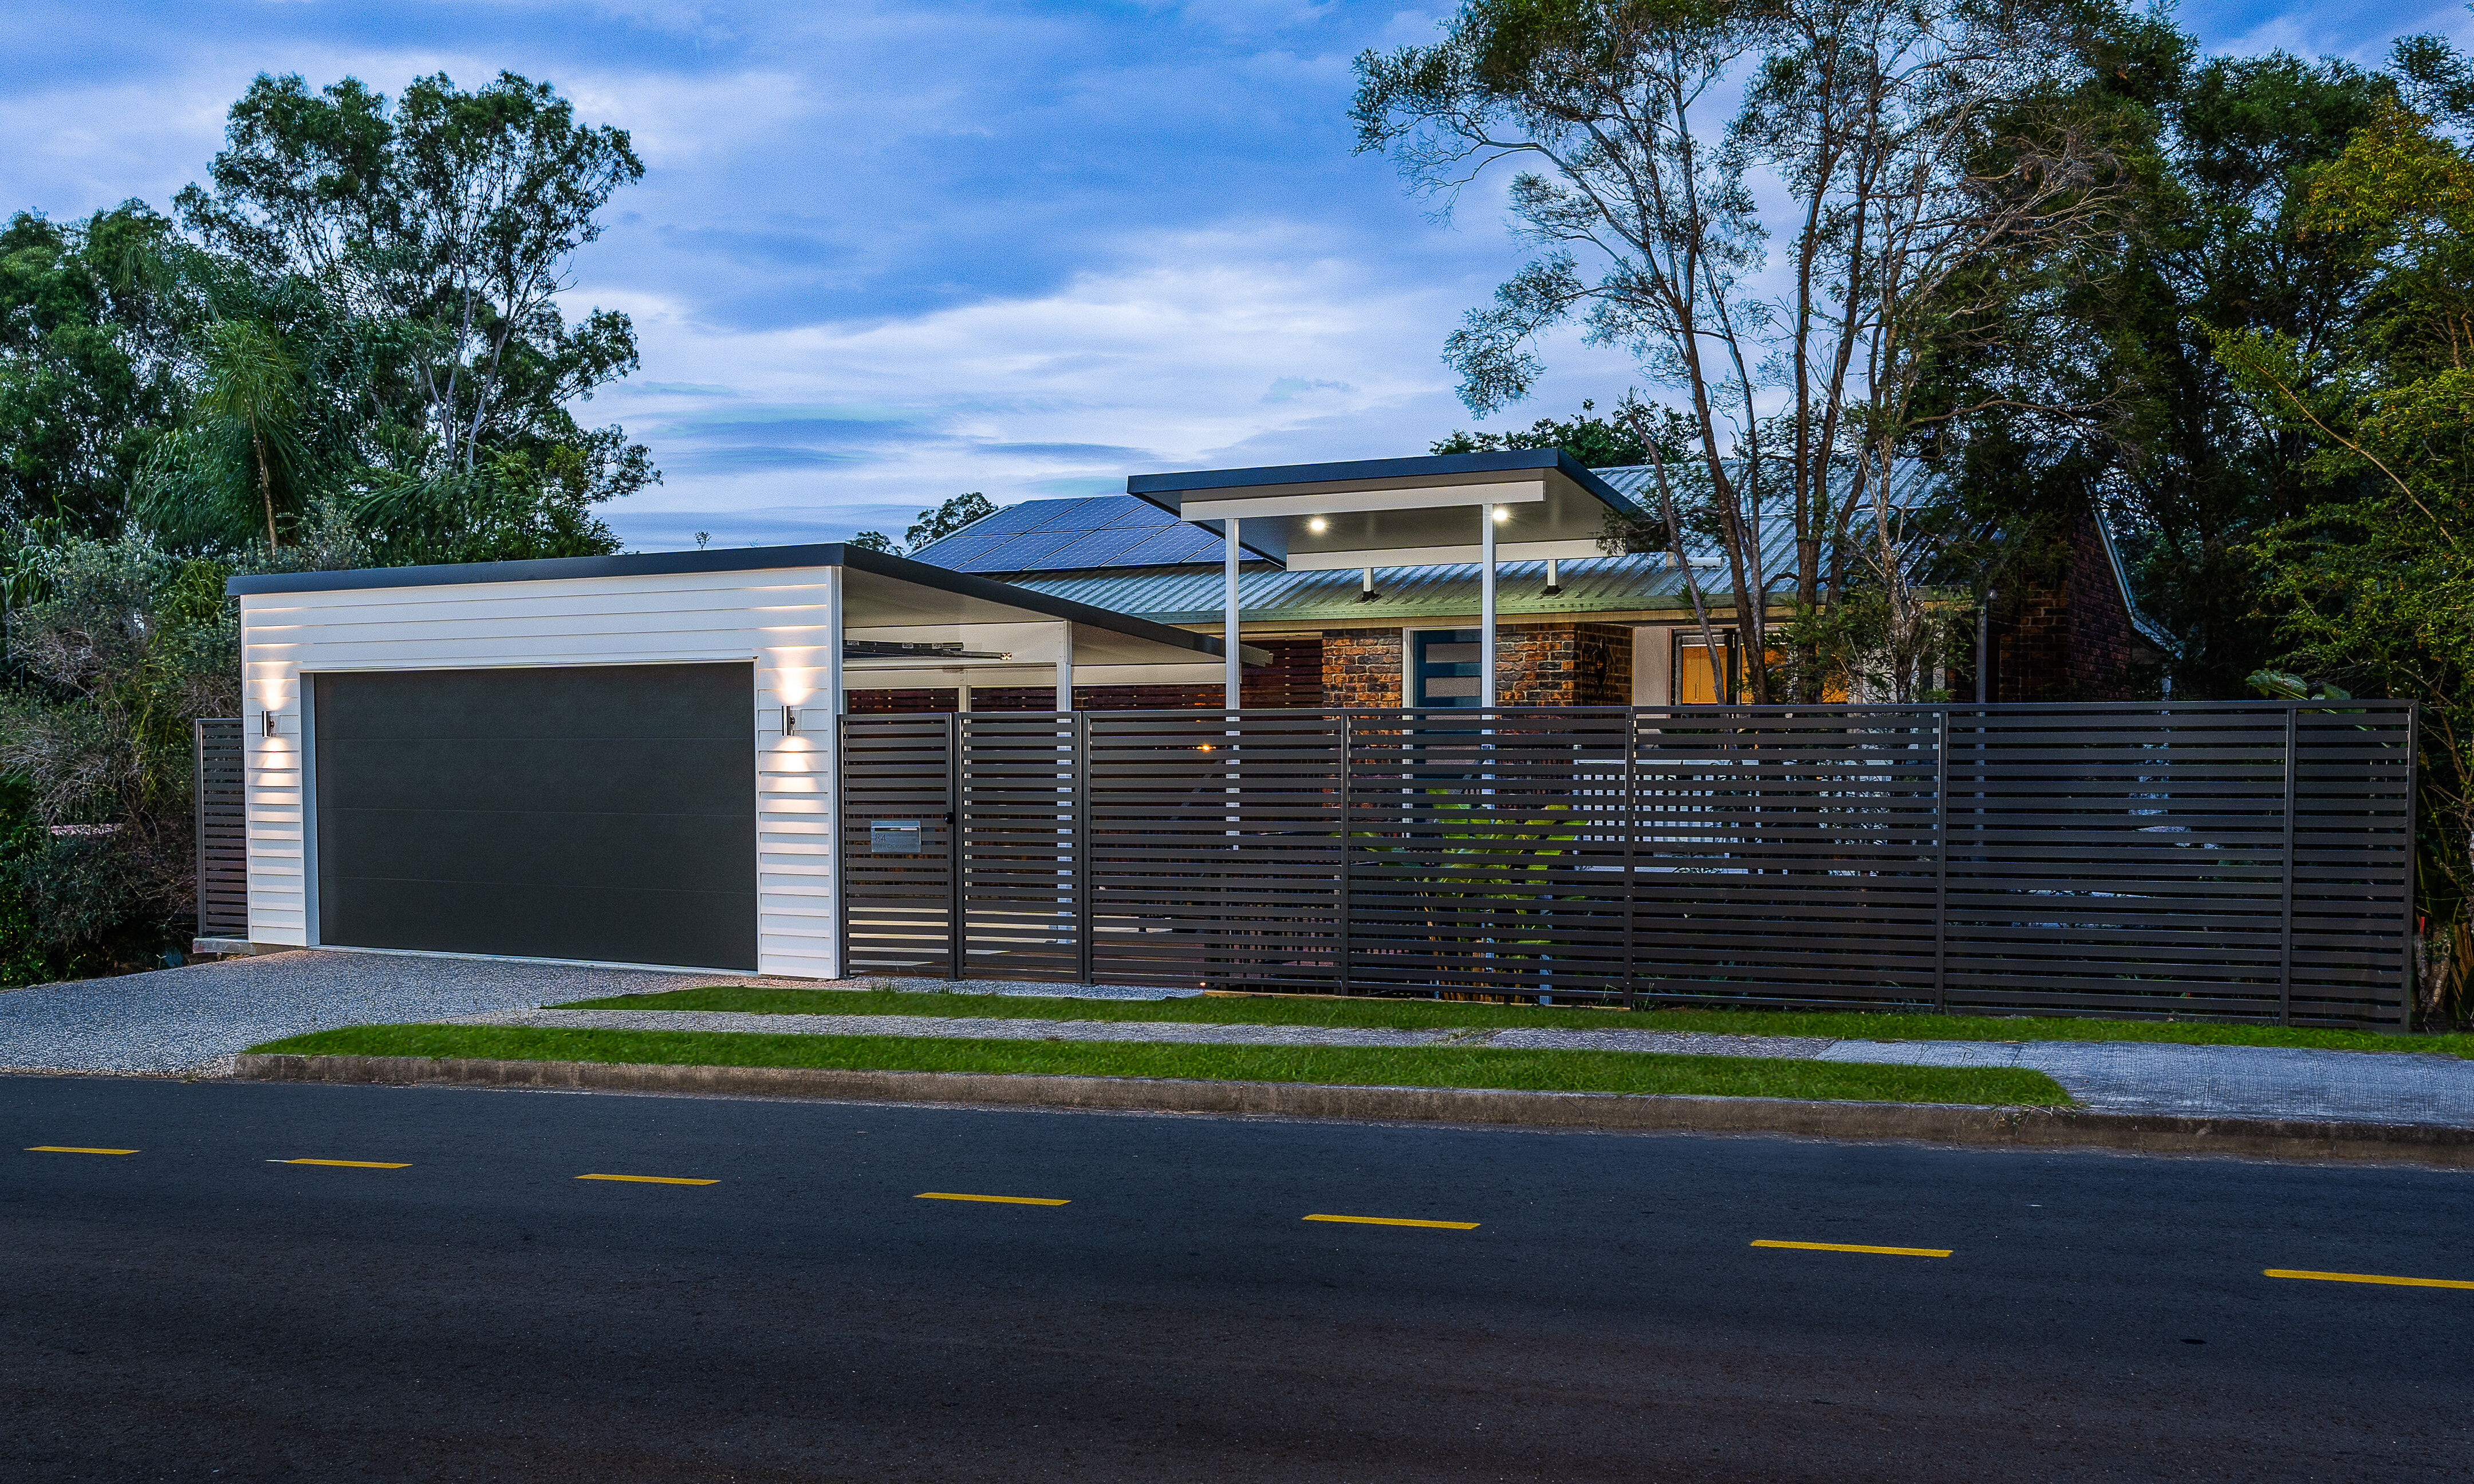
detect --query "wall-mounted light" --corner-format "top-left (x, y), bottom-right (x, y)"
top-left (1491, 506), bottom-right (1510, 523)
top-left (262, 709), bottom-right (278, 738)
top-left (1307, 516), bottom-right (1328, 534)
top-left (783, 707), bottom-right (799, 737)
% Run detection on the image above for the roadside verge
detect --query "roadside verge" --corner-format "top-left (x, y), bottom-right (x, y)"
top-left (231, 1052), bottom-right (2474, 1168)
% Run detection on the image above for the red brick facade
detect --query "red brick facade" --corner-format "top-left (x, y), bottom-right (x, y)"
top-left (847, 627), bottom-right (1636, 713)
top-left (1995, 502), bottom-right (2138, 701)
top-left (1319, 629), bottom-right (1404, 708)
top-left (1495, 621), bottom-right (1634, 706)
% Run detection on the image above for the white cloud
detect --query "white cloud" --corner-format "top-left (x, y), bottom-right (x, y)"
top-left (591, 218), bottom-right (1637, 548)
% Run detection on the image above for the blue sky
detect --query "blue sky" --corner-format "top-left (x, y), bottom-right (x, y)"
top-left (2, 0), bottom-right (2465, 550)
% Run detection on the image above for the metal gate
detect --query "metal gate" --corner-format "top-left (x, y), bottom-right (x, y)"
top-left (841, 702), bottom-right (2418, 1027)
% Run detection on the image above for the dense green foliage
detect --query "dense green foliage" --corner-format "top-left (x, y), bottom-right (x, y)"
top-left (851, 491), bottom-right (1000, 556)
top-left (0, 70), bottom-right (651, 981)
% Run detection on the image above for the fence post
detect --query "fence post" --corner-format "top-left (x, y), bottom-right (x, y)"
top-left (1338, 711), bottom-right (1353, 996)
top-left (947, 713), bottom-right (964, 981)
top-left (1933, 708), bottom-right (1949, 1015)
top-left (2280, 704), bottom-right (2298, 1027)
top-left (1074, 710), bottom-right (1092, 985)
top-left (1623, 709), bottom-right (1638, 1010)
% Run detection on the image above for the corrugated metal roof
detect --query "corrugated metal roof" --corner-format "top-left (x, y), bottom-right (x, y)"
top-left (907, 461), bottom-right (1943, 625)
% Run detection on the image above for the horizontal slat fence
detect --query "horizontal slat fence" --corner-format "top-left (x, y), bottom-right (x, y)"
top-left (839, 702), bottom-right (2417, 1027)
top-left (194, 719), bottom-right (249, 938)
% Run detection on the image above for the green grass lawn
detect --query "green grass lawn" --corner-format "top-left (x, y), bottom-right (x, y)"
top-left (248, 1024), bottom-right (2071, 1106)
top-left (548, 983), bottom-right (2472, 1056)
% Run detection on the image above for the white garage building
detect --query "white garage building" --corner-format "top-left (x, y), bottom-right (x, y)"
top-left (228, 543), bottom-right (1256, 978)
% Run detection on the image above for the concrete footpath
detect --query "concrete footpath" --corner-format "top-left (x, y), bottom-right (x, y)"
top-left (450, 1006), bottom-right (2474, 1131)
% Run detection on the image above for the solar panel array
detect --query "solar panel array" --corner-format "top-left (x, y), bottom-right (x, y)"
top-left (908, 495), bottom-right (1226, 574)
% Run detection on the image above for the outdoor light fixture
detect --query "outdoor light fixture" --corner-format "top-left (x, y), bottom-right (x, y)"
top-left (1308, 516), bottom-right (1328, 533)
top-left (1491, 506), bottom-right (1510, 523)
top-left (783, 708), bottom-right (799, 737)
top-left (262, 709), bottom-right (277, 737)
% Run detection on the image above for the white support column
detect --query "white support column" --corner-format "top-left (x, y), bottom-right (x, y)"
top-left (822, 565), bottom-right (846, 718)
top-left (1223, 517), bottom-right (1242, 709)
top-left (819, 563), bottom-right (846, 979)
top-left (956, 681), bottom-right (972, 713)
top-left (1480, 504), bottom-right (1498, 708)
top-left (1055, 620), bottom-right (1074, 713)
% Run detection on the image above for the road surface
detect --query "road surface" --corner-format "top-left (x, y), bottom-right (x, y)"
top-left (2, 1076), bottom-right (2466, 1481)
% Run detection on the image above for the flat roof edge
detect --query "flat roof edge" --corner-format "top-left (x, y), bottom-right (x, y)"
top-left (1127, 448), bottom-right (1642, 519)
top-left (224, 543), bottom-right (1242, 664)
top-left (224, 544), bottom-right (865, 596)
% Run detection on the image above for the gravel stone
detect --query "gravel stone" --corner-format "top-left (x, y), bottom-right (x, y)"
top-left (0, 950), bottom-right (811, 1075)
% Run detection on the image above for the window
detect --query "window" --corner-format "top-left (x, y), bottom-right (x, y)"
top-left (1672, 632), bottom-right (1849, 704)
top-left (1413, 629), bottom-right (1484, 707)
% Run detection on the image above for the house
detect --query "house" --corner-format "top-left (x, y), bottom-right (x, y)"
top-left (889, 450), bottom-right (2164, 709)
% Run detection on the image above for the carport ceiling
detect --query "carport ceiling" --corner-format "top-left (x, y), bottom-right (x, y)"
top-left (1127, 449), bottom-right (1644, 568)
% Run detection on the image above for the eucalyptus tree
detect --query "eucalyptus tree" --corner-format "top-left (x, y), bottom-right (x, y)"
top-left (176, 70), bottom-right (654, 507)
top-left (1355, 0), bottom-right (2140, 700)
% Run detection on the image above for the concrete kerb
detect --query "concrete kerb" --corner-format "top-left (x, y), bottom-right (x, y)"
top-left (230, 1053), bottom-right (2474, 1168)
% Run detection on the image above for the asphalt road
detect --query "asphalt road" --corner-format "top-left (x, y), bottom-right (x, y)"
top-left (1, 1078), bottom-right (2467, 1483)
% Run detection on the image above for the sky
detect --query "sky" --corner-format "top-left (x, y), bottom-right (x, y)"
top-left (2, 0), bottom-right (2466, 551)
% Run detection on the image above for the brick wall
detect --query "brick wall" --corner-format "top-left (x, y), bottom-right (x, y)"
top-left (1497, 621), bottom-right (1635, 705)
top-left (1322, 629), bottom-right (1403, 708)
top-left (1319, 623), bottom-right (1633, 708)
top-left (2000, 502), bottom-right (2136, 701)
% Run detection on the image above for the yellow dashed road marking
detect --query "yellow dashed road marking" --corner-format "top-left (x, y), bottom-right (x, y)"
top-left (916, 1192), bottom-right (1069, 1206)
top-left (1753, 1239), bottom-right (1951, 1258)
top-left (2266, 1268), bottom-right (2474, 1290)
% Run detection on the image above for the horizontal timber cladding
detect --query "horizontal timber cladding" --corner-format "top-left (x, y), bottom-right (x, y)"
top-left (838, 701), bottom-right (2417, 1027)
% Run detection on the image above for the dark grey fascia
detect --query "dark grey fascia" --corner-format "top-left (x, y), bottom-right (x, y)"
top-left (1126, 448), bottom-right (1645, 518)
top-left (226, 542), bottom-right (1262, 665)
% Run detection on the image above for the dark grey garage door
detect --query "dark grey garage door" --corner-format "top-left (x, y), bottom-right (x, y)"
top-left (312, 664), bottom-right (759, 970)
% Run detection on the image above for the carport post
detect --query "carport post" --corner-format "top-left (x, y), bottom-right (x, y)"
top-left (1480, 504), bottom-right (1498, 708)
top-left (1055, 620), bottom-right (1073, 713)
top-left (1223, 517), bottom-right (1242, 709)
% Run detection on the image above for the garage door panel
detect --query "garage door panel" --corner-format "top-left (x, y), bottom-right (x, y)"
top-left (321, 877), bottom-right (758, 969)
top-left (317, 807), bottom-right (754, 892)
top-left (313, 665), bottom-right (743, 741)
top-left (313, 664), bottom-right (759, 970)
top-left (316, 737), bottom-right (750, 815)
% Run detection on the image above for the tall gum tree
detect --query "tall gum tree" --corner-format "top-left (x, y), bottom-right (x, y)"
top-left (1354, 0), bottom-right (2140, 700)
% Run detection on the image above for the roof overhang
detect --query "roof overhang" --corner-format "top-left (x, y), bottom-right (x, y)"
top-left (1128, 449), bottom-right (1645, 570)
top-left (226, 543), bottom-right (1267, 668)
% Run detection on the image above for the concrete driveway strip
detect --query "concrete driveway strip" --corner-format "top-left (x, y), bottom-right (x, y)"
top-left (1822, 1038), bottom-right (2474, 1126)
top-left (454, 1007), bottom-right (1463, 1048)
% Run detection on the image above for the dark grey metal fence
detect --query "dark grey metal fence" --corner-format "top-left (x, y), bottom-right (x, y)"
top-left (194, 718), bottom-right (248, 939)
top-left (841, 702), bottom-right (2419, 1028)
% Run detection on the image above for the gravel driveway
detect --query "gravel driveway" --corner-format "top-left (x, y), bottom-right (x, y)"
top-left (0, 951), bottom-right (801, 1075)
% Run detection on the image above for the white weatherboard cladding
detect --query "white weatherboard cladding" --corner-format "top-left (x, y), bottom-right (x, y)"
top-left (238, 567), bottom-right (844, 978)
